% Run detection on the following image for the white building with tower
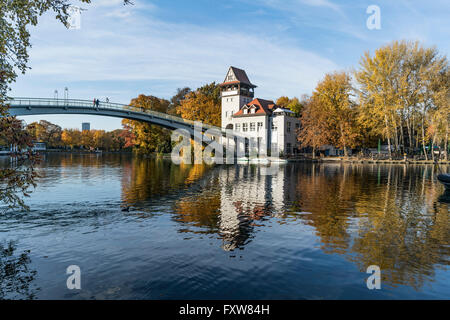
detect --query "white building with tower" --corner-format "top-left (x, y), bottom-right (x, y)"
top-left (220, 67), bottom-right (300, 156)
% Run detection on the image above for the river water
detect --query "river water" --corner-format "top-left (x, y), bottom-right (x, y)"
top-left (0, 153), bottom-right (449, 299)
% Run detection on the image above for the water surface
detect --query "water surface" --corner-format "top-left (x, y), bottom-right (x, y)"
top-left (0, 154), bottom-right (449, 299)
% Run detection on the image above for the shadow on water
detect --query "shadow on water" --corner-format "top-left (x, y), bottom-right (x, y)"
top-left (0, 241), bottom-right (40, 299)
top-left (438, 190), bottom-right (450, 204)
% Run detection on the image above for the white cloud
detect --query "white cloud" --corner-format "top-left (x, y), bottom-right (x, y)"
top-left (21, 1), bottom-right (338, 100)
top-left (299, 0), bottom-right (342, 14)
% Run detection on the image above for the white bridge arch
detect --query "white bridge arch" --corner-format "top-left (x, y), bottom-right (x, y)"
top-left (6, 97), bottom-right (234, 138)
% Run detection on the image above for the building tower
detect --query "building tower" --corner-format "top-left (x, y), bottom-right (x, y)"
top-left (220, 67), bottom-right (257, 130)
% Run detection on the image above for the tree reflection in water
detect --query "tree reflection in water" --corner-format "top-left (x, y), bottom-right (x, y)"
top-left (120, 158), bottom-right (449, 291)
top-left (289, 163), bottom-right (450, 290)
top-left (0, 241), bottom-right (39, 299)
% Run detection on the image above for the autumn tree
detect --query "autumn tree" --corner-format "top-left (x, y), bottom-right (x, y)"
top-left (122, 95), bottom-right (172, 153)
top-left (119, 124), bottom-right (136, 149)
top-left (110, 129), bottom-right (128, 151)
top-left (316, 72), bottom-right (359, 156)
top-left (0, 118), bottom-right (38, 210)
top-left (168, 87), bottom-right (191, 115)
top-left (26, 120), bottom-right (62, 148)
top-left (355, 40), bottom-right (449, 159)
top-left (276, 96), bottom-right (304, 116)
top-left (176, 82), bottom-right (221, 127)
top-left (297, 96), bottom-right (332, 158)
top-left (61, 128), bottom-right (81, 149)
top-left (298, 72), bottom-right (359, 157)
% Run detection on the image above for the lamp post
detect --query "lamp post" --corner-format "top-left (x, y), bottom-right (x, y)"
top-left (64, 87), bottom-right (69, 106)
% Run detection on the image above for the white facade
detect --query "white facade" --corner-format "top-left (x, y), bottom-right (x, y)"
top-left (270, 109), bottom-right (300, 155)
top-left (221, 67), bottom-right (254, 129)
top-left (220, 67), bottom-right (300, 156)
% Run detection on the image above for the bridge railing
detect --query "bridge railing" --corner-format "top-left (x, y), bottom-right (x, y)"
top-left (6, 97), bottom-right (251, 139)
top-left (7, 97), bottom-right (219, 130)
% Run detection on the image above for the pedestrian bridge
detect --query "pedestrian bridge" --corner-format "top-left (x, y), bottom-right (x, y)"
top-left (5, 97), bottom-right (236, 139)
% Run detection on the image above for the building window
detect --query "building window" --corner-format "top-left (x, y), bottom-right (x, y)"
top-left (242, 123), bottom-right (248, 132)
top-left (250, 123), bottom-right (256, 131)
top-left (257, 122), bottom-right (263, 132)
top-left (271, 122), bottom-right (277, 131)
top-left (287, 143), bottom-right (292, 154)
top-left (235, 123), bottom-right (240, 131)
top-left (287, 122), bottom-right (291, 133)
top-left (296, 123), bottom-right (300, 129)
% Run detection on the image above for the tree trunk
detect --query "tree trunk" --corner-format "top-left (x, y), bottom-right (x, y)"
top-left (385, 115), bottom-right (392, 159)
top-left (340, 124), bottom-right (348, 157)
top-left (421, 116), bottom-right (428, 161)
top-left (406, 116), bottom-right (413, 154)
top-left (445, 126), bottom-right (448, 161)
top-left (400, 119), bottom-right (405, 154)
top-left (392, 115), bottom-right (399, 155)
top-left (431, 134), bottom-right (436, 162)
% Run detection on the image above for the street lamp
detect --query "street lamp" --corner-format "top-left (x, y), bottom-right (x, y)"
top-left (64, 87), bottom-right (69, 106)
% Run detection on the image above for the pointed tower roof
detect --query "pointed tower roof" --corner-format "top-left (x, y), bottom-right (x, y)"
top-left (220, 66), bottom-right (257, 88)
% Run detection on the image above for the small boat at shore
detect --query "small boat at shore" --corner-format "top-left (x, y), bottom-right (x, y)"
top-left (437, 174), bottom-right (450, 190)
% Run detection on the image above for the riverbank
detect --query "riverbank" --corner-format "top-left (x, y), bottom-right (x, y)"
top-left (16, 150), bottom-right (450, 165)
top-left (317, 157), bottom-right (450, 164)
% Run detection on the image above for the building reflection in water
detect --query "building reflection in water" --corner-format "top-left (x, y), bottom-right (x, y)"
top-left (120, 159), bottom-right (449, 290)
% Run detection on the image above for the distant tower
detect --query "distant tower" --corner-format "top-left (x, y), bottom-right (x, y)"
top-left (82, 122), bottom-right (90, 131)
top-left (220, 67), bottom-right (256, 129)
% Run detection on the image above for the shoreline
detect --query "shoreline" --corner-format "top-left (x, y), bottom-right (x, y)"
top-left (3, 151), bottom-right (449, 165)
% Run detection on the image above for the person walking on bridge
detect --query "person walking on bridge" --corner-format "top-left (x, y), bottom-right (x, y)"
top-left (96, 99), bottom-right (100, 108)
top-left (93, 98), bottom-right (96, 108)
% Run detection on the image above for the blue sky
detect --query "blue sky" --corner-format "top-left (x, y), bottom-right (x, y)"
top-left (12, 0), bottom-right (450, 131)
